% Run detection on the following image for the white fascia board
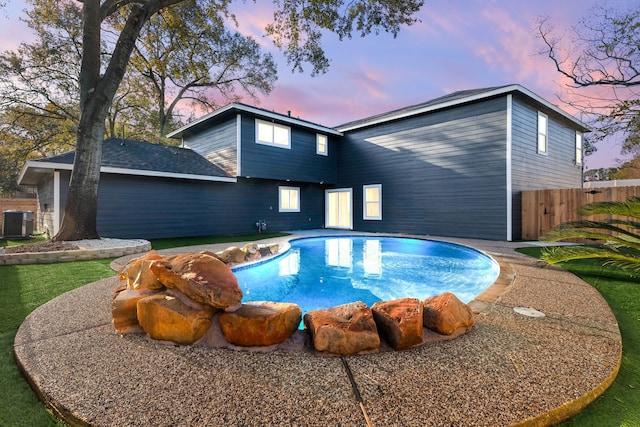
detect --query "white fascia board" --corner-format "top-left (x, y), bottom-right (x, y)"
top-left (167, 103), bottom-right (343, 138)
top-left (100, 166), bottom-right (237, 182)
top-left (336, 84), bottom-right (591, 133)
top-left (20, 161), bottom-right (236, 183)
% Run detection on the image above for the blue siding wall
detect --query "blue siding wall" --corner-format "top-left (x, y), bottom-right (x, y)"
top-left (75, 175), bottom-right (326, 239)
top-left (510, 95), bottom-right (583, 238)
top-left (239, 115), bottom-right (338, 184)
top-left (183, 116), bottom-right (238, 176)
top-left (338, 97), bottom-right (509, 240)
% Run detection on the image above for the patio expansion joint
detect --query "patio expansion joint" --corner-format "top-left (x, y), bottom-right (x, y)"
top-left (13, 321), bottom-right (113, 349)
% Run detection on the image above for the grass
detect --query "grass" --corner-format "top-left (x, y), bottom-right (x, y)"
top-left (517, 247), bottom-right (640, 426)
top-left (1, 237), bottom-right (637, 425)
top-left (0, 258), bottom-right (117, 426)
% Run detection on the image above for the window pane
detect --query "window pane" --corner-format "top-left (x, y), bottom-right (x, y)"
top-left (363, 184), bottom-right (382, 220)
top-left (576, 132), bottom-right (583, 165)
top-left (258, 122), bottom-right (272, 143)
top-left (273, 125), bottom-right (289, 146)
top-left (537, 113), bottom-right (547, 153)
top-left (365, 187), bottom-right (379, 202)
top-left (290, 189), bottom-right (299, 210)
top-left (538, 134), bottom-right (547, 153)
top-left (317, 134), bottom-right (327, 155)
top-left (366, 202), bottom-right (380, 217)
top-left (279, 187), bottom-right (299, 212)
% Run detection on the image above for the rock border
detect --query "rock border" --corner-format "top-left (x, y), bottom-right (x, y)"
top-left (113, 244), bottom-right (492, 355)
top-left (0, 239), bottom-right (151, 265)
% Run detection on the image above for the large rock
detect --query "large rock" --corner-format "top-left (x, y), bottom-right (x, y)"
top-left (118, 250), bottom-right (165, 291)
top-left (304, 301), bottom-right (380, 355)
top-left (137, 293), bottom-right (216, 345)
top-left (423, 292), bottom-right (474, 335)
top-left (214, 247), bottom-right (247, 265)
top-left (149, 252), bottom-right (242, 310)
top-left (112, 288), bottom-right (159, 333)
top-left (372, 298), bottom-right (423, 350)
top-left (219, 301), bottom-right (301, 347)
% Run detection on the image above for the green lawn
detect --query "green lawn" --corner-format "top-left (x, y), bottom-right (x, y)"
top-left (517, 247), bottom-right (640, 426)
top-left (0, 239), bottom-right (637, 425)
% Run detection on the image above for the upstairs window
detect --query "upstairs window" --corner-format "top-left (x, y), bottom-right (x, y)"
top-left (363, 184), bottom-right (382, 220)
top-left (279, 186), bottom-right (300, 212)
top-left (316, 134), bottom-right (328, 156)
top-left (256, 119), bottom-right (291, 149)
top-left (537, 112), bottom-right (548, 154)
top-left (575, 132), bottom-right (583, 165)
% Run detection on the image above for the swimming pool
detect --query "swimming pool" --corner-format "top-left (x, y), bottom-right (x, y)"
top-left (233, 236), bottom-right (500, 318)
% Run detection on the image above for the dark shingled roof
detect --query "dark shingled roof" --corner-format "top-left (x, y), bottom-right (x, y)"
top-left (335, 85), bottom-right (511, 131)
top-left (36, 138), bottom-right (231, 178)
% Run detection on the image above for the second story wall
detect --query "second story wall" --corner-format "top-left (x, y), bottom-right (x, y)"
top-left (183, 116), bottom-right (238, 176)
top-left (239, 115), bottom-right (338, 184)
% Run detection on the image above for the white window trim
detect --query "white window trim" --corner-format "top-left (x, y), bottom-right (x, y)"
top-left (279, 186), bottom-right (300, 212)
top-left (363, 184), bottom-right (382, 220)
top-left (256, 119), bottom-right (291, 149)
top-left (537, 112), bottom-right (548, 155)
top-left (316, 134), bottom-right (328, 156)
top-left (575, 131), bottom-right (583, 166)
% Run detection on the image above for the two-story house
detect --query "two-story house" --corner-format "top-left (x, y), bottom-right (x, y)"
top-left (18, 84), bottom-right (589, 241)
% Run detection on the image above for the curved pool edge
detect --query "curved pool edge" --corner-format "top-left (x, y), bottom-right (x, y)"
top-left (16, 234), bottom-right (622, 426)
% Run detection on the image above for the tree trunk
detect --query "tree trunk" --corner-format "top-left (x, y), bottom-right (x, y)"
top-left (53, 0), bottom-right (180, 241)
top-left (53, 0), bottom-right (102, 241)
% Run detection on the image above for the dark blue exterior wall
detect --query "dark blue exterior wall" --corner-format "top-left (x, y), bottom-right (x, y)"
top-left (510, 94), bottom-right (583, 239)
top-left (338, 97), bottom-right (509, 240)
top-left (81, 175), bottom-right (326, 239)
top-left (183, 115), bottom-right (238, 176)
top-left (239, 115), bottom-right (338, 184)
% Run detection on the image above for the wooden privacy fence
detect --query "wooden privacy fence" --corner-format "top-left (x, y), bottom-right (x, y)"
top-left (521, 186), bottom-right (640, 240)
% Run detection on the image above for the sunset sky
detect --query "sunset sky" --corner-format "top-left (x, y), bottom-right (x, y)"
top-left (0, 0), bottom-right (635, 171)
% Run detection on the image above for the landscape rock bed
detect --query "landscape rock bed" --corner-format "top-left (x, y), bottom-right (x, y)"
top-left (113, 245), bottom-right (476, 355)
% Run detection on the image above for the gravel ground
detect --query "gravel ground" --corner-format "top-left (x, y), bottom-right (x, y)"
top-left (13, 235), bottom-right (622, 426)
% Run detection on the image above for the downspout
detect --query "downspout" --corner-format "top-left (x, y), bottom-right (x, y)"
top-left (53, 170), bottom-right (61, 235)
top-left (506, 95), bottom-right (513, 242)
top-left (236, 114), bottom-right (242, 177)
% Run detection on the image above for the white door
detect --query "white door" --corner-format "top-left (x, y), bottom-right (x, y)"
top-left (325, 189), bottom-right (352, 229)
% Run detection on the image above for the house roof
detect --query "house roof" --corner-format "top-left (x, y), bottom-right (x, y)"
top-left (18, 138), bottom-right (235, 185)
top-left (335, 84), bottom-right (592, 133)
top-left (167, 102), bottom-right (344, 139)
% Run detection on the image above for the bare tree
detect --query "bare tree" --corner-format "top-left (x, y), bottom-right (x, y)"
top-left (537, 5), bottom-right (640, 154)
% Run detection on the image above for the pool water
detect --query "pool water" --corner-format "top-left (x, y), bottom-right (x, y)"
top-left (233, 236), bottom-right (500, 321)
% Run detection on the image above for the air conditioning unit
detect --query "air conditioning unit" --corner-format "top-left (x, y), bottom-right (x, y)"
top-left (2, 210), bottom-right (34, 239)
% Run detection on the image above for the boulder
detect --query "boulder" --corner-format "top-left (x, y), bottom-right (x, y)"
top-left (137, 293), bottom-right (216, 345)
top-left (241, 243), bottom-right (261, 261)
top-left (112, 288), bottom-right (159, 333)
top-left (372, 298), bottom-right (423, 350)
top-left (219, 301), bottom-right (302, 347)
top-left (423, 292), bottom-right (474, 335)
top-left (149, 252), bottom-right (242, 310)
top-left (215, 247), bottom-right (246, 265)
top-left (118, 250), bottom-right (165, 291)
top-left (304, 301), bottom-right (380, 355)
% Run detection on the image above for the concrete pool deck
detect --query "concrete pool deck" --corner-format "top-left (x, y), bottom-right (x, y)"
top-left (14, 233), bottom-right (622, 426)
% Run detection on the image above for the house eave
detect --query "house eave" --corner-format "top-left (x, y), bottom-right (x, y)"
top-left (335, 84), bottom-right (592, 133)
top-left (167, 103), bottom-right (344, 139)
top-left (18, 160), bottom-right (236, 185)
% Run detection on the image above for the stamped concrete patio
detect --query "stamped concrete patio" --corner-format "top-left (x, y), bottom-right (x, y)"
top-left (13, 234), bottom-right (621, 426)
